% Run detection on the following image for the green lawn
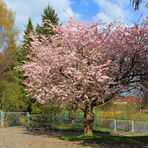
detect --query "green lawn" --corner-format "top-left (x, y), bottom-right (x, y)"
top-left (60, 134), bottom-right (148, 144)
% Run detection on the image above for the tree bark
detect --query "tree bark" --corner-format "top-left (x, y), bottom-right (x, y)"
top-left (83, 104), bottom-right (94, 136)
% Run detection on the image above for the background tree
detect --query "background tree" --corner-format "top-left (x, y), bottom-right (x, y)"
top-left (18, 18), bottom-right (34, 63)
top-left (0, 0), bottom-right (17, 52)
top-left (131, 0), bottom-right (142, 10)
top-left (0, 0), bottom-right (24, 111)
top-left (130, 0), bottom-right (148, 10)
top-left (36, 5), bottom-right (59, 37)
top-left (0, 0), bottom-right (18, 74)
top-left (14, 18), bottom-right (35, 113)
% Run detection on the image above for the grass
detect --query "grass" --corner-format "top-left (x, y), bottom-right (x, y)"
top-left (59, 134), bottom-right (148, 144)
top-left (93, 127), bottom-right (111, 133)
top-left (58, 118), bottom-right (148, 145)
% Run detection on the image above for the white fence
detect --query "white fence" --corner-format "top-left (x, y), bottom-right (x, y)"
top-left (0, 110), bottom-right (148, 133)
top-left (94, 118), bottom-right (148, 133)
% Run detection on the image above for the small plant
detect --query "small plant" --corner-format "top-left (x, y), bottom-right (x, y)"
top-left (19, 116), bottom-right (27, 126)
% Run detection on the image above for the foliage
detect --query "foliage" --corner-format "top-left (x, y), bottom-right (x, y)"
top-left (19, 115), bottom-right (28, 126)
top-left (14, 18), bottom-right (35, 113)
top-left (0, 0), bottom-right (24, 111)
top-left (18, 18), bottom-right (34, 63)
top-left (101, 102), bottom-right (141, 121)
top-left (130, 0), bottom-right (142, 10)
top-left (29, 114), bottom-right (53, 129)
top-left (31, 100), bottom-right (62, 115)
top-left (0, 81), bottom-right (23, 111)
top-left (0, 0), bottom-right (18, 52)
top-left (36, 5), bottom-right (59, 37)
top-left (0, 0), bottom-right (18, 77)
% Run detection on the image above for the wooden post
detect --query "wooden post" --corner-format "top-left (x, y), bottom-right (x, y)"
top-left (51, 115), bottom-right (55, 129)
top-left (1, 111), bottom-right (4, 127)
top-left (27, 112), bottom-right (31, 125)
top-left (131, 120), bottom-right (134, 133)
top-left (114, 119), bottom-right (117, 132)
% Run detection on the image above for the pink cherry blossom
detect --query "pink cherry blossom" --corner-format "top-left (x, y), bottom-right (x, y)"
top-left (21, 19), bottom-right (148, 135)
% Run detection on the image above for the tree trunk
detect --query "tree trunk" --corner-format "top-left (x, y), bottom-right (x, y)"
top-left (83, 104), bottom-right (94, 136)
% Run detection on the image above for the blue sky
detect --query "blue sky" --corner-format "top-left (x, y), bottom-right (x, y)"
top-left (5, 0), bottom-right (147, 39)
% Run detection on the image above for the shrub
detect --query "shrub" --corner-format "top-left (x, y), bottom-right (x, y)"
top-left (19, 116), bottom-right (28, 126)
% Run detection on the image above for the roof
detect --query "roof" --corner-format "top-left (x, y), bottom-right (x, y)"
top-left (113, 97), bottom-right (144, 103)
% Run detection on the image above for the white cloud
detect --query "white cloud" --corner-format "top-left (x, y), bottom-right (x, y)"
top-left (4, 0), bottom-right (80, 38)
top-left (93, 0), bottom-right (133, 24)
top-left (47, 0), bottom-right (80, 23)
top-left (93, 12), bottom-right (111, 23)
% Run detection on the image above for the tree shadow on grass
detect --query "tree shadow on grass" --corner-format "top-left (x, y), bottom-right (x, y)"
top-left (23, 127), bottom-right (148, 147)
top-left (59, 133), bottom-right (148, 148)
top-left (24, 127), bottom-right (110, 137)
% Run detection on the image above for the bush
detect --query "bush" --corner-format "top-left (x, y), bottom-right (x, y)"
top-left (19, 116), bottom-right (28, 126)
top-left (28, 114), bottom-right (52, 129)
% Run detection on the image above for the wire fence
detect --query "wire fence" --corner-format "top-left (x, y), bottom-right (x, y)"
top-left (0, 110), bottom-right (148, 133)
top-left (0, 111), bottom-right (29, 127)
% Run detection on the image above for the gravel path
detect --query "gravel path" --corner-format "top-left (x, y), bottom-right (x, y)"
top-left (0, 127), bottom-right (87, 148)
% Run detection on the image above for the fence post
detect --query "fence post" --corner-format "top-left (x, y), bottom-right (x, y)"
top-left (1, 111), bottom-right (4, 127)
top-left (51, 115), bottom-right (55, 129)
top-left (27, 112), bottom-right (31, 125)
top-left (114, 119), bottom-right (117, 132)
top-left (131, 120), bottom-right (134, 133)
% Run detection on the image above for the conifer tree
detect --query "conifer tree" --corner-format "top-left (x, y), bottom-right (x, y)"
top-left (14, 18), bottom-right (34, 113)
top-left (36, 5), bottom-right (59, 37)
top-left (18, 18), bottom-right (34, 63)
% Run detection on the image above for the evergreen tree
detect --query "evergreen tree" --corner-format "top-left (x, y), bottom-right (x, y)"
top-left (23, 18), bottom-right (34, 48)
top-left (36, 5), bottom-right (59, 37)
top-left (13, 18), bottom-right (34, 113)
top-left (34, 5), bottom-right (62, 115)
top-left (18, 18), bottom-right (34, 63)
